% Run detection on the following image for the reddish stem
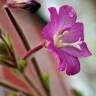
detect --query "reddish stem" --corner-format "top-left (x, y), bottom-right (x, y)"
top-left (23, 42), bottom-right (45, 59)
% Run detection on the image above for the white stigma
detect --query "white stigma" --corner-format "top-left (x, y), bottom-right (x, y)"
top-left (54, 31), bottom-right (83, 50)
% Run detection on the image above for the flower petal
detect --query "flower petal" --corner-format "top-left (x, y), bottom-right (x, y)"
top-left (48, 43), bottom-right (66, 71)
top-left (63, 42), bottom-right (92, 57)
top-left (56, 51), bottom-right (67, 71)
top-left (59, 5), bottom-right (77, 29)
top-left (55, 50), bottom-right (80, 75)
top-left (42, 23), bottom-right (54, 41)
top-left (48, 43), bottom-right (80, 75)
top-left (63, 52), bottom-right (80, 75)
top-left (62, 23), bottom-right (84, 43)
top-left (42, 7), bottom-right (59, 41)
top-left (48, 7), bottom-right (58, 25)
top-left (58, 62), bottom-right (66, 71)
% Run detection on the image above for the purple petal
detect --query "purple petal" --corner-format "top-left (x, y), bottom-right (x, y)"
top-left (63, 52), bottom-right (80, 75)
top-left (42, 7), bottom-right (59, 41)
top-left (48, 43), bottom-right (66, 71)
top-left (62, 23), bottom-right (84, 43)
top-left (42, 23), bottom-right (54, 41)
top-left (58, 60), bottom-right (66, 71)
top-left (59, 5), bottom-right (77, 29)
top-left (48, 7), bottom-right (58, 25)
top-left (48, 43), bottom-right (80, 75)
top-left (56, 51), bottom-right (67, 71)
top-left (63, 42), bottom-right (92, 57)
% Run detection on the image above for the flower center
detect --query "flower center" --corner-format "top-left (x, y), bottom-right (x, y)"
top-left (54, 31), bottom-right (83, 50)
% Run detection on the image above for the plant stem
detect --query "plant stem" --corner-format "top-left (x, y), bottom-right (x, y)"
top-left (0, 81), bottom-right (32, 96)
top-left (4, 7), bottom-right (50, 96)
top-left (23, 42), bottom-right (44, 59)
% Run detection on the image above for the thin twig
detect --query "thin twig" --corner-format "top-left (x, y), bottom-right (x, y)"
top-left (23, 42), bottom-right (44, 59)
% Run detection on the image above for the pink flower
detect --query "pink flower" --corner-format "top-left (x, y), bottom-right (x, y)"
top-left (42, 5), bottom-right (91, 75)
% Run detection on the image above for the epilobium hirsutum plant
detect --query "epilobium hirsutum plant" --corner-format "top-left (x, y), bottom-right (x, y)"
top-left (42, 5), bottom-right (92, 75)
top-left (0, 3), bottom-right (92, 96)
top-left (6, 0), bottom-right (41, 13)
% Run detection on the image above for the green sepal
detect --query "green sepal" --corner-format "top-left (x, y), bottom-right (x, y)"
top-left (18, 59), bottom-right (28, 73)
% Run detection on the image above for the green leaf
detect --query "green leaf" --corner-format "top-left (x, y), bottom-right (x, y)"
top-left (0, 33), bottom-right (13, 56)
top-left (4, 33), bottom-right (13, 50)
top-left (18, 59), bottom-right (28, 73)
top-left (0, 55), bottom-right (8, 61)
top-left (0, 42), bottom-right (9, 55)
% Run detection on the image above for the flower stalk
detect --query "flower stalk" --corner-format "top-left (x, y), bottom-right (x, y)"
top-left (23, 42), bottom-right (45, 59)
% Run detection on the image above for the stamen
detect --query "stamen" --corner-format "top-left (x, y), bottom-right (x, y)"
top-left (54, 30), bottom-right (69, 48)
top-left (54, 31), bottom-right (83, 50)
top-left (58, 31), bottom-right (69, 38)
top-left (54, 36), bottom-right (62, 48)
top-left (63, 38), bottom-right (83, 50)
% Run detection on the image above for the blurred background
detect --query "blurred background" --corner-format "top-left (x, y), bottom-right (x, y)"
top-left (0, 0), bottom-right (96, 96)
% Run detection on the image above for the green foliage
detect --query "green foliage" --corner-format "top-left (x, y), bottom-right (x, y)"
top-left (0, 41), bottom-right (11, 65)
top-left (0, 30), bottom-right (16, 67)
top-left (0, 34), bottom-right (14, 67)
top-left (4, 33), bottom-right (13, 50)
top-left (0, 55), bottom-right (8, 62)
top-left (0, 31), bottom-right (14, 61)
top-left (18, 59), bottom-right (28, 73)
top-left (0, 41), bottom-right (9, 55)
